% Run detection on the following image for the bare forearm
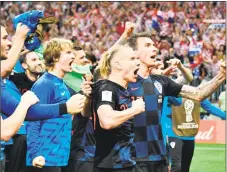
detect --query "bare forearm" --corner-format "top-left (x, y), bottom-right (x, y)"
top-left (1, 37), bottom-right (25, 78)
top-left (110, 22), bottom-right (134, 50)
top-left (98, 105), bottom-right (137, 130)
top-left (1, 103), bottom-right (30, 141)
top-left (175, 77), bottom-right (188, 84)
top-left (110, 33), bottom-right (128, 50)
top-left (180, 72), bottom-right (226, 101)
top-left (178, 65), bottom-right (193, 83)
top-left (81, 98), bottom-right (91, 117)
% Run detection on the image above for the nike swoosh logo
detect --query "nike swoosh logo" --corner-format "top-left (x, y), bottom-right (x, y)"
top-left (131, 87), bottom-right (139, 91)
top-left (61, 92), bottom-right (66, 96)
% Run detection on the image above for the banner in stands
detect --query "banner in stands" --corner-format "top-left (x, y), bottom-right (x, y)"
top-left (203, 19), bottom-right (225, 23)
top-left (195, 120), bottom-right (225, 144)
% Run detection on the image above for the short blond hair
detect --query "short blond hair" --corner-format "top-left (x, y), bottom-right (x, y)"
top-left (44, 38), bottom-right (73, 69)
top-left (99, 45), bottom-right (131, 78)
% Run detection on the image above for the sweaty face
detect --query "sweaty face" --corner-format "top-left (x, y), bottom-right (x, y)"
top-left (58, 47), bottom-right (75, 73)
top-left (23, 52), bottom-right (44, 74)
top-left (72, 50), bottom-right (89, 66)
top-left (136, 37), bottom-right (158, 68)
top-left (116, 47), bottom-right (140, 83)
top-left (0, 26), bottom-right (11, 60)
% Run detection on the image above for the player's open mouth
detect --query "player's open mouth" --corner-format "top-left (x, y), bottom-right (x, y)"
top-left (134, 68), bottom-right (139, 75)
top-left (69, 61), bottom-right (73, 66)
top-left (150, 55), bottom-right (156, 59)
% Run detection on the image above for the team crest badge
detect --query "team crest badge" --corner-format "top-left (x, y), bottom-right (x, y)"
top-left (170, 141), bottom-right (176, 148)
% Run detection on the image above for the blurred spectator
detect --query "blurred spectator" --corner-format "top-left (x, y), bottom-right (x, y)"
top-left (85, 53), bottom-right (97, 66)
top-left (1, 2), bottom-right (225, 61)
top-left (218, 85), bottom-right (226, 112)
top-left (203, 54), bottom-right (222, 78)
top-left (1, 1), bottom-right (225, 102)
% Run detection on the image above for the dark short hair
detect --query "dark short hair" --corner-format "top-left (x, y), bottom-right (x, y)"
top-left (19, 54), bottom-right (27, 64)
top-left (86, 53), bottom-right (97, 64)
top-left (128, 32), bottom-right (152, 50)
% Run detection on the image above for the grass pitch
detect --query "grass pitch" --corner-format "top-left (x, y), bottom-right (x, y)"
top-left (190, 144), bottom-right (226, 172)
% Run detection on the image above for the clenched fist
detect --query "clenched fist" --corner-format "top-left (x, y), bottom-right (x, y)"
top-left (66, 94), bottom-right (86, 114)
top-left (21, 91), bottom-right (39, 106)
top-left (80, 81), bottom-right (93, 97)
top-left (124, 22), bottom-right (136, 38)
top-left (131, 98), bottom-right (145, 114)
top-left (166, 58), bottom-right (182, 68)
top-left (32, 156), bottom-right (45, 168)
top-left (15, 23), bottom-right (30, 40)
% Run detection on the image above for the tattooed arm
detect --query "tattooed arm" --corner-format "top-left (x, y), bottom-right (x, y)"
top-left (179, 62), bottom-right (226, 101)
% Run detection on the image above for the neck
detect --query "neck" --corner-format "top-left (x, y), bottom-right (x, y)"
top-left (25, 71), bottom-right (40, 82)
top-left (48, 66), bottom-right (65, 79)
top-left (108, 72), bottom-right (128, 89)
top-left (137, 62), bottom-right (151, 79)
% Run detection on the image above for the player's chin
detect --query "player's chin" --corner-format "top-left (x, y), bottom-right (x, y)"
top-left (148, 62), bottom-right (156, 68)
top-left (65, 66), bottom-right (73, 73)
top-left (128, 76), bottom-right (137, 83)
top-left (36, 66), bottom-right (43, 72)
top-left (0, 52), bottom-right (8, 60)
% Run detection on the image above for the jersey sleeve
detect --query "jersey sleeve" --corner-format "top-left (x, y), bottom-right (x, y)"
top-left (162, 76), bottom-right (183, 97)
top-left (1, 82), bottom-right (60, 120)
top-left (31, 81), bottom-right (53, 104)
top-left (95, 83), bottom-right (117, 110)
top-left (168, 96), bottom-right (182, 106)
top-left (201, 99), bottom-right (226, 120)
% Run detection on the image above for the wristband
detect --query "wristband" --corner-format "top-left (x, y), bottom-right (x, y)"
top-left (59, 103), bottom-right (67, 115)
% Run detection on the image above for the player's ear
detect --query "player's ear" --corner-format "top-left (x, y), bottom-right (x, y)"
top-left (21, 63), bottom-right (28, 70)
top-left (115, 62), bottom-right (122, 71)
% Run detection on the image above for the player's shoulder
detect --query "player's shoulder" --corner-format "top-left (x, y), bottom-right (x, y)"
top-left (32, 73), bottom-right (54, 90)
top-left (93, 79), bottom-right (118, 93)
top-left (9, 72), bottom-right (26, 82)
top-left (150, 74), bottom-right (171, 84)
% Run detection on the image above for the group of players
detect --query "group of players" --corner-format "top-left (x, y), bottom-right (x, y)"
top-left (0, 17), bottom-right (226, 172)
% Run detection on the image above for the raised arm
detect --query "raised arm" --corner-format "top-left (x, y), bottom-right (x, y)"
top-left (1, 23), bottom-right (30, 78)
top-left (110, 22), bottom-right (136, 50)
top-left (1, 91), bottom-right (39, 141)
top-left (176, 65), bottom-right (193, 84)
top-left (166, 58), bottom-right (193, 84)
top-left (179, 61), bottom-right (226, 101)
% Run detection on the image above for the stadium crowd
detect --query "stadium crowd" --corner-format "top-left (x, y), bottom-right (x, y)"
top-left (0, 1), bottom-right (226, 172)
top-left (1, 1), bottom-right (226, 102)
